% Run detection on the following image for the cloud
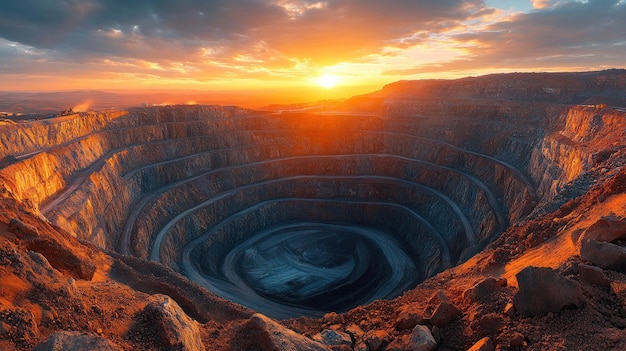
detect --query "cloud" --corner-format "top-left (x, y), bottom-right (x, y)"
top-left (0, 0), bottom-right (488, 67)
top-left (531, 0), bottom-right (553, 9)
top-left (0, 0), bottom-right (624, 91)
top-left (384, 0), bottom-right (626, 76)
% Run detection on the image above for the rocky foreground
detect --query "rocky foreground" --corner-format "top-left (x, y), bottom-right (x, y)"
top-left (1, 70), bottom-right (626, 350)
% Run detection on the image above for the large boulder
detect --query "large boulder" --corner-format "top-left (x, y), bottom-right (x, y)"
top-left (363, 330), bottom-right (392, 351)
top-left (410, 325), bottom-right (437, 351)
top-left (580, 239), bottom-right (626, 273)
top-left (462, 277), bottom-right (507, 303)
top-left (313, 329), bottom-right (352, 348)
top-left (513, 266), bottom-right (585, 316)
top-left (578, 215), bottom-right (626, 243)
top-left (139, 295), bottom-right (205, 351)
top-left (578, 263), bottom-right (611, 287)
top-left (231, 313), bottom-right (328, 351)
top-left (430, 301), bottom-right (462, 327)
top-left (33, 331), bottom-right (121, 351)
top-left (385, 325), bottom-right (437, 351)
top-left (395, 304), bottom-right (425, 330)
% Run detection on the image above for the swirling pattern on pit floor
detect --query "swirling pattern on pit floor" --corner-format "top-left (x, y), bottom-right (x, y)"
top-left (183, 222), bottom-right (420, 319)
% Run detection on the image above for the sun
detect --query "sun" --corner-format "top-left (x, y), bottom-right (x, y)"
top-left (316, 74), bottom-right (340, 89)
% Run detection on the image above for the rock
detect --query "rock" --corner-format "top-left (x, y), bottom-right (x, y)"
top-left (9, 218), bottom-right (39, 236)
top-left (140, 295), bottom-right (205, 351)
top-left (496, 331), bottom-right (526, 348)
top-left (385, 335), bottom-right (411, 351)
top-left (9, 218), bottom-right (95, 281)
top-left (410, 325), bottom-right (437, 351)
top-left (578, 263), bottom-right (611, 287)
top-left (579, 215), bottom-right (626, 243)
top-left (463, 277), bottom-right (507, 303)
top-left (314, 329), bottom-right (352, 347)
top-left (363, 330), bottom-right (391, 351)
top-left (232, 313), bottom-right (328, 351)
top-left (430, 301), bottom-right (462, 327)
top-left (33, 331), bottom-right (121, 351)
top-left (509, 332), bottom-right (526, 347)
top-left (26, 237), bottom-right (96, 280)
top-left (388, 325), bottom-right (437, 351)
top-left (473, 313), bottom-right (504, 336)
top-left (468, 337), bottom-right (495, 351)
top-left (354, 341), bottom-right (368, 351)
top-left (431, 325), bottom-right (443, 342)
top-left (395, 304), bottom-right (425, 330)
top-left (580, 239), bottom-right (626, 273)
top-left (503, 303), bottom-right (516, 317)
top-left (513, 266), bottom-right (585, 316)
top-left (345, 323), bottom-right (364, 340)
top-left (428, 290), bottom-right (450, 305)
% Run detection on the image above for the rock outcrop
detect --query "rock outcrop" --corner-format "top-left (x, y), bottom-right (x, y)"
top-left (231, 314), bottom-right (329, 351)
top-left (513, 266), bottom-right (585, 316)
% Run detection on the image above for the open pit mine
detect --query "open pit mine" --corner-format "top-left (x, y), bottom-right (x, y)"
top-left (1, 70), bottom-right (626, 350)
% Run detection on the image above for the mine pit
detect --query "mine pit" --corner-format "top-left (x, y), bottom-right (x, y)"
top-left (2, 71), bottom-right (626, 350)
top-left (0, 102), bottom-right (550, 318)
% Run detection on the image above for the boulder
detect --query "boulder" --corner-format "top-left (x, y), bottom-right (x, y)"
top-left (33, 331), bottom-right (121, 351)
top-left (313, 329), bottom-right (352, 348)
top-left (428, 290), bottom-right (450, 305)
top-left (509, 332), bottom-right (526, 347)
top-left (578, 263), bottom-right (611, 287)
top-left (579, 215), bottom-right (626, 243)
top-left (345, 323), bottom-right (364, 340)
top-left (387, 325), bottom-right (437, 351)
top-left (25, 237), bottom-right (96, 281)
top-left (410, 325), bottom-right (437, 351)
top-left (580, 239), bottom-right (626, 273)
top-left (430, 301), bottom-right (462, 327)
top-left (395, 304), bottom-right (425, 330)
top-left (496, 331), bottom-right (526, 348)
top-left (468, 337), bottom-right (495, 351)
top-left (513, 266), bottom-right (585, 316)
top-left (463, 277), bottom-right (507, 303)
top-left (231, 313), bottom-right (328, 351)
top-left (363, 330), bottom-right (391, 351)
top-left (140, 295), bottom-right (205, 351)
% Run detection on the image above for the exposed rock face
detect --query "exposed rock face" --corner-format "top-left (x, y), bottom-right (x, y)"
top-left (462, 277), bottom-right (507, 303)
top-left (513, 266), bottom-right (585, 316)
top-left (231, 314), bottom-right (328, 351)
top-left (135, 295), bottom-right (205, 351)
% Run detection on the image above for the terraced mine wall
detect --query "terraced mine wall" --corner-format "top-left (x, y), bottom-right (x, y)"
top-left (1, 102), bottom-right (623, 318)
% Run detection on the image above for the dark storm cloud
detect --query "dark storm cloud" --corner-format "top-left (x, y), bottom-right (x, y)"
top-left (0, 0), bottom-right (488, 64)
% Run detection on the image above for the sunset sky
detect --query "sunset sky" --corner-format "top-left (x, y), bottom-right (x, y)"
top-left (1, 0), bottom-right (625, 102)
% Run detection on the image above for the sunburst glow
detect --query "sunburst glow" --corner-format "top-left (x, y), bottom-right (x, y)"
top-left (316, 74), bottom-right (340, 89)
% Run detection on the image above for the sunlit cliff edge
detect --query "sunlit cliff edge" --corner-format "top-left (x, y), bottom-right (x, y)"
top-left (1, 70), bottom-right (626, 350)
